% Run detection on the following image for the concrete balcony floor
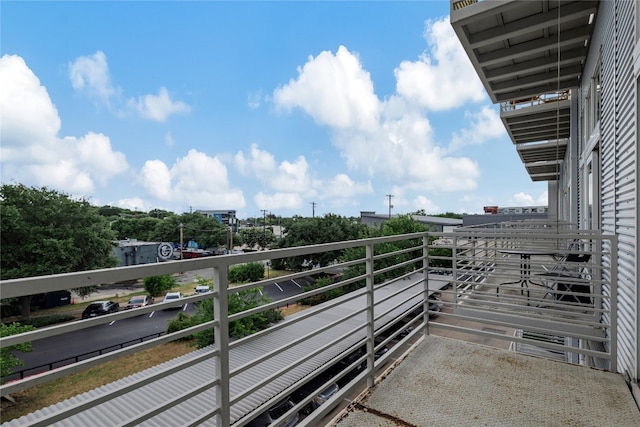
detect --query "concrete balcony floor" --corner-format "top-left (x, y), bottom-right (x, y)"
top-left (329, 334), bottom-right (640, 427)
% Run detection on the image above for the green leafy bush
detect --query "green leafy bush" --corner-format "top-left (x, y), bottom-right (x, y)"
top-left (167, 285), bottom-right (283, 348)
top-left (1, 322), bottom-right (36, 380)
top-left (228, 262), bottom-right (264, 283)
top-left (26, 314), bottom-right (75, 328)
top-left (166, 312), bottom-right (196, 338)
top-left (143, 275), bottom-right (177, 297)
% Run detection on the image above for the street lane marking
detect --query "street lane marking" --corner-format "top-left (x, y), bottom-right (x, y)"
top-left (275, 283), bottom-right (283, 292)
top-left (291, 280), bottom-right (302, 288)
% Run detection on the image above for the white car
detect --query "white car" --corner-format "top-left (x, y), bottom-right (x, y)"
top-left (162, 292), bottom-right (184, 309)
top-left (194, 285), bottom-right (211, 294)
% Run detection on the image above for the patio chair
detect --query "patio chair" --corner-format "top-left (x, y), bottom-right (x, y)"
top-left (536, 253), bottom-right (592, 306)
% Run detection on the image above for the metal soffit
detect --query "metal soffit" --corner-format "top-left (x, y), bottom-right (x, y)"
top-left (451, 0), bottom-right (598, 181)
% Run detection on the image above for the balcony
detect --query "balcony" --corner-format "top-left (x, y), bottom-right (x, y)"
top-left (450, 0), bottom-right (598, 182)
top-left (1, 222), bottom-right (638, 426)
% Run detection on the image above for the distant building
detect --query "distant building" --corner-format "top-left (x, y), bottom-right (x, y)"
top-left (359, 212), bottom-right (462, 232)
top-left (483, 205), bottom-right (548, 215)
top-left (196, 209), bottom-right (237, 231)
top-left (112, 239), bottom-right (174, 267)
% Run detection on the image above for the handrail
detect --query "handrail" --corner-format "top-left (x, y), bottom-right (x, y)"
top-left (0, 228), bottom-right (617, 427)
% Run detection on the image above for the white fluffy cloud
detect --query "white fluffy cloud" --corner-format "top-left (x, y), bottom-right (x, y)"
top-left (394, 17), bottom-right (486, 110)
top-left (69, 51), bottom-right (118, 105)
top-left (448, 105), bottom-right (506, 152)
top-left (254, 192), bottom-right (304, 211)
top-left (126, 87), bottom-right (191, 122)
top-left (69, 51), bottom-right (190, 122)
top-left (321, 174), bottom-right (373, 200)
top-left (512, 191), bottom-right (548, 206)
top-left (413, 195), bottom-right (440, 214)
top-left (117, 197), bottom-right (152, 212)
top-left (235, 144), bottom-right (376, 210)
top-left (271, 17), bottom-right (488, 198)
top-left (0, 54), bottom-right (128, 194)
top-left (274, 45), bottom-right (380, 132)
top-left (235, 144), bottom-right (315, 194)
top-left (140, 149), bottom-right (246, 209)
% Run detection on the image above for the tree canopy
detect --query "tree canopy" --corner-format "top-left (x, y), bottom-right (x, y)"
top-left (272, 214), bottom-right (368, 270)
top-left (152, 212), bottom-right (228, 248)
top-left (0, 184), bottom-right (118, 319)
top-left (0, 184), bottom-right (117, 279)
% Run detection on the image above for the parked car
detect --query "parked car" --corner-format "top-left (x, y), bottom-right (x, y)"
top-left (292, 375), bottom-right (340, 415)
top-left (246, 396), bottom-right (299, 426)
top-left (124, 295), bottom-right (154, 310)
top-left (327, 347), bottom-right (366, 386)
top-left (82, 300), bottom-right (119, 319)
top-left (194, 285), bottom-right (211, 294)
top-left (162, 292), bottom-right (184, 309)
top-left (428, 295), bottom-right (443, 318)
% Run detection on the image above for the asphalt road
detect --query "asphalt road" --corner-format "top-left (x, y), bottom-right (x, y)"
top-left (7, 275), bottom-right (315, 382)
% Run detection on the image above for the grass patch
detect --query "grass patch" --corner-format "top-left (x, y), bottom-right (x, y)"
top-left (0, 341), bottom-right (195, 422)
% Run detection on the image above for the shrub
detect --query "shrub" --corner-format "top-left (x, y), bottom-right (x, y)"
top-left (166, 312), bottom-right (196, 339)
top-left (1, 322), bottom-right (36, 380)
top-left (168, 287), bottom-right (284, 348)
top-left (27, 314), bottom-right (75, 328)
top-left (228, 262), bottom-right (265, 283)
top-left (143, 275), bottom-right (177, 297)
top-left (299, 277), bottom-right (339, 305)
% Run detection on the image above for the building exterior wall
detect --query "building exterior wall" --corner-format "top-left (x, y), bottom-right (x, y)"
top-left (462, 213), bottom-right (548, 227)
top-left (112, 241), bottom-right (174, 267)
top-left (569, 0), bottom-right (639, 382)
top-left (197, 209), bottom-right (237, 231)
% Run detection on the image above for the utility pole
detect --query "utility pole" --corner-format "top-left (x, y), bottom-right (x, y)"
top-left (387, 194), bottom-right (394, 219)
top-left (261, 209), bottom-right (267, 248)
top-left (179, 223), bottom-right (184, 260)
top-left (311, 201), bottom-right (316, 218)
top-left (229, 213), bottom-right (235, 254)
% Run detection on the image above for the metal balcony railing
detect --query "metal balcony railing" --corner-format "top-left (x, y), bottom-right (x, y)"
top-left (0, 225), bottom-right (616, 426)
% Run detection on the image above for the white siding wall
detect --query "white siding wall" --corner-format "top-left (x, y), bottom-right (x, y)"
top-left (583, 0), bottom-right (639, 381)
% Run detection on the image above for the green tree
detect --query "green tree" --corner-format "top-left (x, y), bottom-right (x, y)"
top-left (153, 212), bottom-right (227, 249)
top-left (110, 217), bottom-right (163, 241)
top-left (1, 322), bottom-right (36, 382)
top-left (143, 275), bottom-right (177, 297)
top-left (304, 215), bottom-right (431, 305)
top-left (239, 225), bottom-right (276, 249)
top-left (273, 214), bottom-right (367, 271)
top-left (0, 184), bottom-right (117, 320)
top-left (228, 262), bottom-right (265, 284)
top-left (167, 277), bottom-right (283, 347)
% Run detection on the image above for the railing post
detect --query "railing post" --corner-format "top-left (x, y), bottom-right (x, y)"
top-left (423, 235), bottom-right (430, 336)
top-left (213, 265), bottom-right (230, 426)
top-left (452, 235), bottom-right (459, 308)
top-left (365, 243), bottom-right (375, 388)
top-left (609, 235), bottom-right (617, 373)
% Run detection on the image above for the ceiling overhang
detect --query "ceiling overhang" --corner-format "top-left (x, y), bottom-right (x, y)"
top-left (517, 139), bottom-right (568, 181)
top-left (451, 0), bottom-right (598, 182)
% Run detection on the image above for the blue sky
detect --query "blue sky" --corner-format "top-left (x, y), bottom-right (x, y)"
top-left (1, 1), bottom-right (548, 219)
